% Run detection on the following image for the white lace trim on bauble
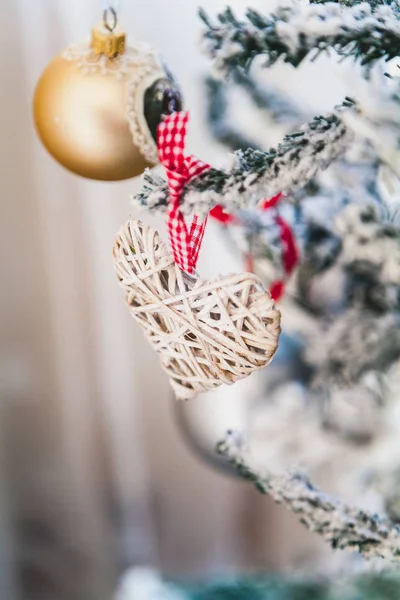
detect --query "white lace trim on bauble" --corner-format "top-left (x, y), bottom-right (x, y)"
top-left (126, 69), bottom-right (163, 165)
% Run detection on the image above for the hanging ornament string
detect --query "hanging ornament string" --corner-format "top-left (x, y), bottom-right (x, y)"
top-left (157, 112), bottom-right (211, 275)
top-left (210, 194), bottom-right (299, 301)
top-left (260, 195), bottom-right (299, 301)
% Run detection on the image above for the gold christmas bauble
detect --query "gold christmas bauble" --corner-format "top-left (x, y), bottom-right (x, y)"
top-left (33, 25), bottom-right (183, 181)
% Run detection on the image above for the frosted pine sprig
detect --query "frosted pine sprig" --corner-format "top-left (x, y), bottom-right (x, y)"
top-left (310, 0), bottom-right (387, 7)
top-left (341, 69), bottom-right (400, 176)
top-left (199, 1), bottom-right (400, 77)
top-left (218, 431), bottom-right (400, 562)
top-left (133, 105), bottom-right (353, 217)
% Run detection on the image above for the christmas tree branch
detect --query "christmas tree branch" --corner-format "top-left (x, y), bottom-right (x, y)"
top-left (341, 71), bottom-right (400, 177)
top-left (205, 76), bottom-right (261, 152)
top-left (133, 105), bottom-right (353, 217)
top-left (199, 1), bottom-right (400, 77)
top-left (217, 431), bottom-right (400, 562)
top-left (204, 71), bottom-right (306, 154)
top-left (224, 69), bottom-right (306, 124)
top-left (310, 0), bottom-right (386, 7)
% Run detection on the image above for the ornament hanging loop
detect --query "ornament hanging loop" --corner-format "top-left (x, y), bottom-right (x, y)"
top-left (103, 6), bottom-right (118, 32)
top-left (93, 4), bottom-right (125, 57)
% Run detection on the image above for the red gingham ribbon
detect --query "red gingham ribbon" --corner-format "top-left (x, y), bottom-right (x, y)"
top-left (157, 112), bottom-right (211, 274)
top-left (260, 195), bottom-right (299, 295)
top-left (157, 112), bottom-right (298, 294)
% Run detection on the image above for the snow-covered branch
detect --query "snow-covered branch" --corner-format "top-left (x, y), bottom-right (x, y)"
top-left (342, 70), bottom-right (400, 177)
top-left (310, 0), bottom-right (386, 7)
top-left (217, 431), bottom-right (400, 562)
top-left (133, 106), bottom-right (353, 216)
top-left (199, 1), bottom-right (400, 77)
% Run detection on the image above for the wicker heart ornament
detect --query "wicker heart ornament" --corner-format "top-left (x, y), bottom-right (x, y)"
top-left (113, 220), bottom-right (281, 399)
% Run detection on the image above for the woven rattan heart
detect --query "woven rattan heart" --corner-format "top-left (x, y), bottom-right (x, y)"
top-left (113, 221), bottom-right (281, 399)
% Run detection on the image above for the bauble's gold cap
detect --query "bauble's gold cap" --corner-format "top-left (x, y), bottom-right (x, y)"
top-left (91, 25), bottom-right (126, 58)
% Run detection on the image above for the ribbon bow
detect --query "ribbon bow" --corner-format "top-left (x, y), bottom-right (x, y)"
top-left (157, 112), bottom-right (211, 274)
top-left (157, 112), bottom-right (298, 300)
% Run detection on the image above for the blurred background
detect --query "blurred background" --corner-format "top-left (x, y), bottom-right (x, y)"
top-left (3, 1), bottom-right (400, 599)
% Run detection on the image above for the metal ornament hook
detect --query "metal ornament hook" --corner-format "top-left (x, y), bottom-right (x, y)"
top-left (103, 6), bottom-right (118, 32)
